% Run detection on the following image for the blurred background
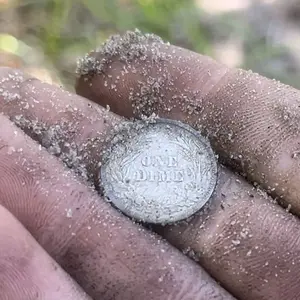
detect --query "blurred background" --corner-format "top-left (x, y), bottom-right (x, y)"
top-left (1, 0), bottom-right (300, 92)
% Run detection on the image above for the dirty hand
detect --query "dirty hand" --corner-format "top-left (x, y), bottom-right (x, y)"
top-left (1, 31), bottom-right (300, 300)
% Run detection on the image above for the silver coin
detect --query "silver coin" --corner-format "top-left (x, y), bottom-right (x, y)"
top-left (99, 118), bottom-right (218, 225)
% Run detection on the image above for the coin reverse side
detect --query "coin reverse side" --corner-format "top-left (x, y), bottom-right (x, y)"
top-left (100, 119), bottom-right (218, 224)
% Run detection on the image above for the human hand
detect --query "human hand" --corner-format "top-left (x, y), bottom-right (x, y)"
top-left (0, 56), bottom-right (231, 299)
top-left (1, 30), bottom-right (300, 300)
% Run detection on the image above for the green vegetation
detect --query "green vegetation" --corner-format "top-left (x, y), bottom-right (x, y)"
top-left (1, 0), bottom-right (300, 90)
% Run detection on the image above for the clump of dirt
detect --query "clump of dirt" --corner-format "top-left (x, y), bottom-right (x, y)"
top-left (76, 29), bottom-right (168, 76)
top-left (0, 70), bottom-right (24, 102)
top-left (76, 29), bottom-right (175, 118)
top-left (11, 115), bottom-right (89, 181)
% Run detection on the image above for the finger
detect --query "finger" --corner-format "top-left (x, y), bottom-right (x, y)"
top-left (1, 62), bottom-right (299, 300)
top-left (155, 166), bottom-right (300, 300)
top-left (0, 67), bottom-right (120, 184)
top-left (0, 204), bottom-right (91, 300)
top-left (0, 115), bottom-right (234, 299)
top-left (2, 64), bottom-right (298, 300)
top-left (75, 31), bottom-right (300, 214)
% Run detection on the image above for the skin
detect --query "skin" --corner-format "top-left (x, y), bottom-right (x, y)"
top-left (0, 40), bottom-right (300, 299)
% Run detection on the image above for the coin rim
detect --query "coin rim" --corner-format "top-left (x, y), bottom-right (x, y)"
top-left (99, 118), bottom-right (218, 224)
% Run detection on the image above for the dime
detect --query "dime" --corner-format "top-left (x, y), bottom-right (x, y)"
top-left (99, 118), bottom-right (218, 225)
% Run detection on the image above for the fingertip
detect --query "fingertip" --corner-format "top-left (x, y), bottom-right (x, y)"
top-left (74, 30), bottom-right (229, 120)
top-left (74, 30), bottom-right (171, 117)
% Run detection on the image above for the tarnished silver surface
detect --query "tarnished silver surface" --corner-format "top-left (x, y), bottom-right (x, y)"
top-left (100, 119), bottom-right (218, 224)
